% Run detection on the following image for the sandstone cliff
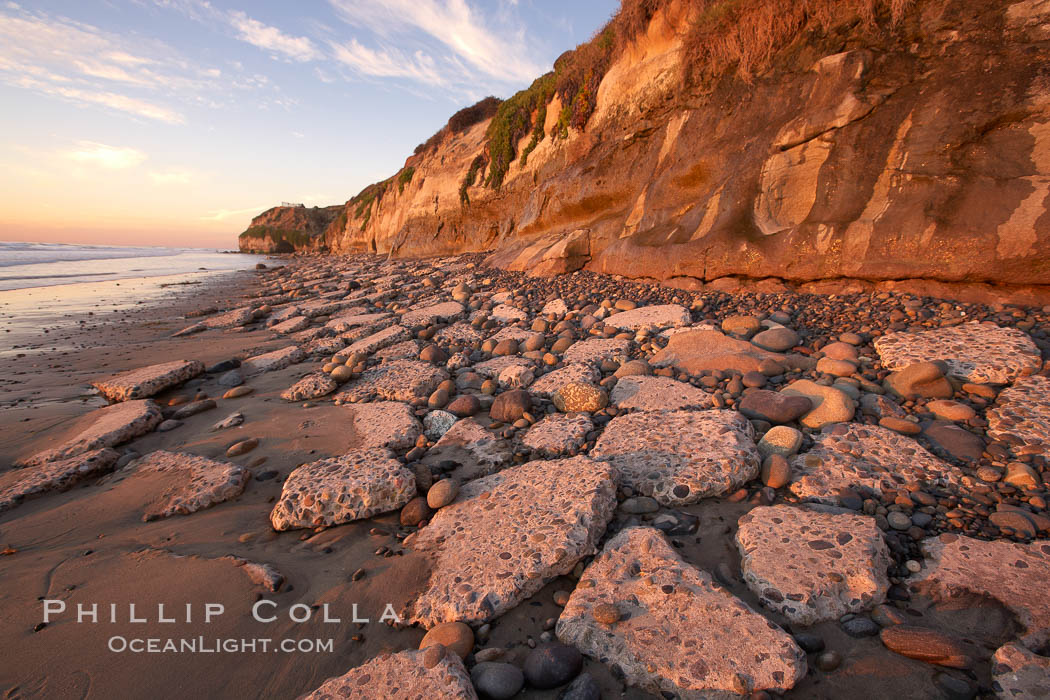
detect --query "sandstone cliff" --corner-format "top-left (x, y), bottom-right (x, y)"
top-left (238, 204), bottom-right (342, 254)
top-left (245, 0), bottom-right (1050, 291)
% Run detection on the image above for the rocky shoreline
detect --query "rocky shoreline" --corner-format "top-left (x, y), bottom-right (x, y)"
top-left (2, 252), bottom-right (1049, 699)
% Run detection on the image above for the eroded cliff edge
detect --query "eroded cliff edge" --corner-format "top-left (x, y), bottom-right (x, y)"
top-left (241, 0), bottom-right (1050, 291)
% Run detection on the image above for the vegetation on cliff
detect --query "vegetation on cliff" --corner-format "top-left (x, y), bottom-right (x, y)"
top-left (239, 226), bottom-right (316, 252)
top-left (469, 0), bottom-right (912, 197)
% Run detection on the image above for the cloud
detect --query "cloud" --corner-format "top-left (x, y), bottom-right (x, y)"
top-left (148, 169), bottom-right (193, 184)
top-left (201, 205), bottom-right (273, 222)
top-left (327, 0), bottom-right (545, 86)
top-left (228, 10), bottom-right (322, 62)
top-left (34, 82), bottom-right (185, 124)
top-left (64, 142), bottom-right (147, 169)
top-left (0, 4), bottom-right (260, 124)
top-left (331, 39), bottom-right (444, 85)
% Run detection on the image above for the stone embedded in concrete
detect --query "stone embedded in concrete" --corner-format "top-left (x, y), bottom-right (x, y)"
top-left (435, 322), bottom-right (484, 345)
top-left (92, 360), bottom-right (205, 401)
top-left (874, 322), bottom-right (1041, 384)
top-left (422, 418), bottom-right (513, 482)
top-left (992, 641), bottom-right (1050, 699)
top-left (339, 359), bottom-right (449, 403)
top-left (266, 305), bottom-right (301, 326)
top-left (325, 312), bottom-right (392, 332)
top-left (529, 364), bottom-right (602, 398)
top-left (591, 409), bottom-right (759, 506)
top-left (490, 304), bottom-right (527, 323)
top-left (488, 326), bottom-right (543, 345)
top-left (561, 338), bottom-right (632, 365)
top-left (473, 356), bottom-right (534, 379)
top-left (346, 324), bottom-right (412, 355)
top-left (541, 299), bottom-right (568, 317)
top-left (0, 448), bottom-right (120, 514)
top-left (281, 373), bottom-right (339, 402)
top-left (135, 450), bottom-right (250, 521)
top-left (522, 413), bottom-right (594, 456)
top-left (204, 306), bottom-right (254, 329)
top-left (609, 375), bottom-right (713, 411)
top-left (375, 339), bottom-right (421, 361)
top-left (303, 336), bottom-right (347, 357)
top-left (271, 448), bottom-right (415, 531)
top-left (298, 300), bottom-right (347, 318)
top-left (603, 304), bottom-right (691, 331)
top-left (241, 346), bottom-right (305, 375)
top-left (789, 423), bottom-right (963, 504)
top-left (736, 505), bottom-right (892, 625)
top-left (270, 316), bottom-right (310, 334)
top-left (401, 301), bottom-right (465, 327)
top-left (557, 527), bottom-right (806, 698)
top-left (987, 375), bottom-right (1050, 453)
top-left (909, 534), bottom-right (1050, 646)
top-left (16, 400), bottom-right (162, 467)
top-left (299, 648), bottom-right (477, 700)
top-left (350, 401), bottom-right (423, 451)
top-left (406, 456), bottom-right (616, 627)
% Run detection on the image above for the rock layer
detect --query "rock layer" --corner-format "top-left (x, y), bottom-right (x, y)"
top-left (298, 648), bottom-right (477, 700)
top-left (909, 534), bottom-right (1050, 646)
top-left (92, 360), bottom-right (204, 401)
top-left (16, 400), bottom-right (162, 467)
top-left (592, 409), bottom-right (759, 506)
top-left (271, 448), bottom-right (415, 530)
top-left (406, 456), bottom-right (616, 627)
top-left (134, 450), bottom-right (250, 520)
top-left (557, 527), bottom-right (806, 698)
top-left (736, 505), bottom-right (892, 625)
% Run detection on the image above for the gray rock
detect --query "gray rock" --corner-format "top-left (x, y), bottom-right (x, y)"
top-left (470, 662), bottom-right (523, 700)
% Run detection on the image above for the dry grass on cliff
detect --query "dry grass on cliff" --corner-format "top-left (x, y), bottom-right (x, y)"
top-left (677, 0), bottom-right (913, 81)
top-left (607, 0), bottom-right (913, 83)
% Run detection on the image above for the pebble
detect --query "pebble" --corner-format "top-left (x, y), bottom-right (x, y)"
top-left (558, 673), bottom-right (602, 700)
top-left (841, 616), bottom-right (880, 637)
top-left (552, 383), bottom-right (608, 413)
top-left (489, 389), bottom-right (532, 422)
top-left (223, 386), bottom-right (253, 399)
top-left (470, 663), bottom-right (524, 700)
top-left (815, 650), bottom-right (842, 671)
top-left (760, 454), bottom-right (792, 489)
top-left (886, 511), bottom-right (911, 530)
top-left (399, 497), bottom-right (432, 527)
top-left (426, 479), bottom-right (458, 509)
top-left (522, 643), bottom-right (583, 689)
top-left (226, 438), bottom-right (259, 457)
top-left (419, 621), bottom-right (473, 660)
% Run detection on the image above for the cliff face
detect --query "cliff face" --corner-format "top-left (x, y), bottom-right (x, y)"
top-left (286, 0), bottom-right (1050, 288)
top-left (238, 205), bottom-right (343, 254)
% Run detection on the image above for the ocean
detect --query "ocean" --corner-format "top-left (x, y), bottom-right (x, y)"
top-left (0, 241), bottom-right (272, 356)
top-left (0, 241), bottom-right (263, 292)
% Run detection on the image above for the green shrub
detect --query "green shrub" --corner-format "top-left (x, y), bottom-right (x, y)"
top-left (397, 167), bottom-right (415, 194)
top-left (459, 154), bottom-right (487, 205)
top-left (238, 226), bottom-right (315, 249)
top-left (484, 72), bottom-right (555, 189)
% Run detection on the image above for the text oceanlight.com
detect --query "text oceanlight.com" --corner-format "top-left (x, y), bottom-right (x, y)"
top-left (107, 637), bottom-right (335, 654)
top-left (41, 599), bottom-right (403, 654)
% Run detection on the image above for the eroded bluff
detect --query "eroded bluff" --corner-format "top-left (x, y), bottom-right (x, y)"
top-left (252, 0), bottom-right (1050, 289)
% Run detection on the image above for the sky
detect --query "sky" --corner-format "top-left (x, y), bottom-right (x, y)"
top-left (0, 0), bottom-right (618, 249)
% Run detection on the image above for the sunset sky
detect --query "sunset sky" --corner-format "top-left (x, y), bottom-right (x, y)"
top-left (0, 0), bottom-right (617, 249)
